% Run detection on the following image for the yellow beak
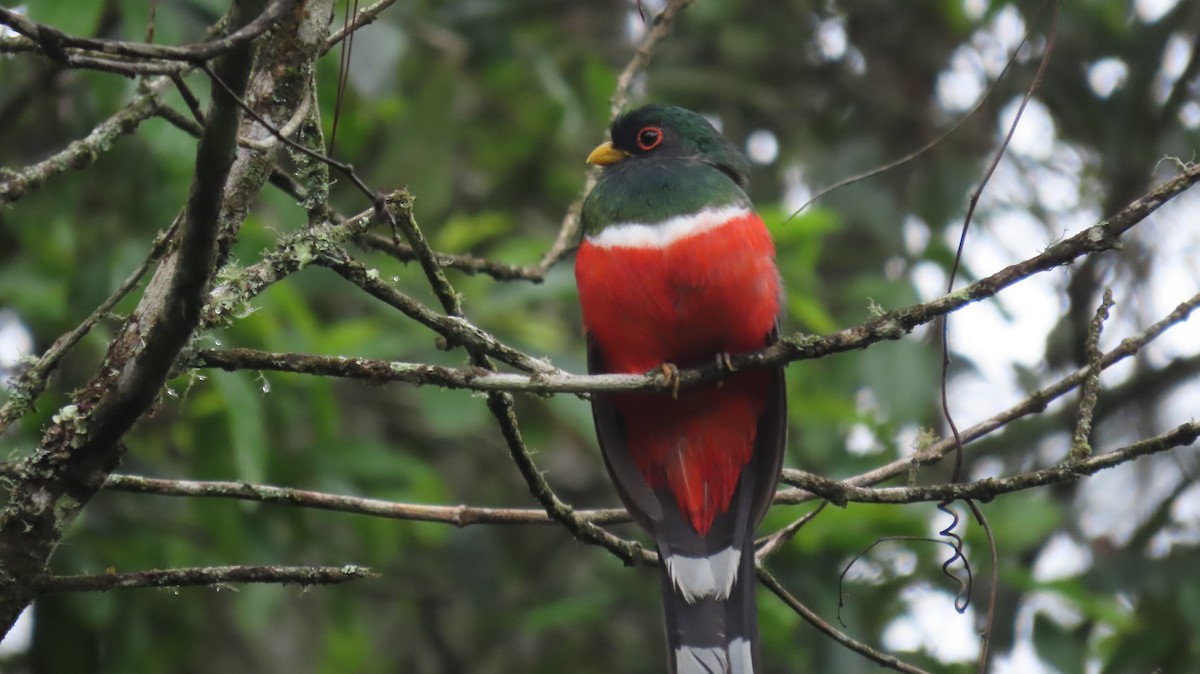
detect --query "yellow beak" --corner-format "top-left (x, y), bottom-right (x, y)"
top-left (586, 141), bottom-right (631, 166)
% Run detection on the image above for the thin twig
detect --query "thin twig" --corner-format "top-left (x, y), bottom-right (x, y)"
top-left (322, 0), bottom-right (398, 54)
top-left (755, 502), bottom-right (827, 560)
top-left (779, 290), bottom-right (1200, 501)
top-left (356, 233), bottom-right (544, 282)
top-left (314, 250), bottom-right (558, 374)
top-left (0, 218), bottom-right (181, 434)
top-left (92, 472), bottom-right (631, 526)
top-left (777, 421), bottom-right (1200, 505)
top-left (757, 566), bottom-right (933, 674)
top-left (787, 2), bottom-right (1040, 218)
top-left (536, 0), bottom-right (695, 273)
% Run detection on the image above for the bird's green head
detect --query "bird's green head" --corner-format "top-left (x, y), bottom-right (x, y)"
top-left (587, 104), bottom-right (750, 188)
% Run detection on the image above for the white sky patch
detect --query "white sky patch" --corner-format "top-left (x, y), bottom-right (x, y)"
top-left (1079, 459), bottom-right (1185, 545)
top-left (902, 215), bottom-right (931, 256)
top-left (1141, 189), bottom-right (1200, 362)
top-left (945, 210), bottom-right (1062, 370)
top-left (844, 45), bottom-right (867, 76)
top-left (0, 606), bottom-right (32, 657)
top-left (846, 423), bottom-right (880, 456)
top-left (937, 45), bottom-right (986, 113)
top-left (1153, 33), bottom-right (1194, 105)
top-left (962, 0), bottom-right (987, 21)
top-left (623, 0), bottom-right (665, 41)
top-left (1181, 101), bottom-right (1200, 129)
top-left (1033, 534), bottom-right (1093, 581)
top-left (1030, 164), bottom-right (1081, 213)
top-left (745, 129), bottom-right (779, 165)
top-left (989, 5), bottom-right (1027, 54)
top-left (0, 310), bottom-right (34, 383)
top-left (910, 260), bottom-right (946, 303)
top-left (816, 17), bottom-right (848, 61)
top-left (1087, 57), bottom-right (1128, 99)
top-left (0, 6), bottom-right (24, 40)
top-left (882, 584), bottom-right (980, 663)
top-left (1170, 480), bottom-right (1200, 525)
top-left (969, 456), bottom-right (1004, 481)
top-left (702, 113), bottom-right (723, 134)
top-left (894, 423), bottom-right (921, 458)
top-left (1000, 97), bottom-right (1056, 160)
top-left (993, 640), bottom-right (1063, 674)
top-left (782, 163), bottom-right (813, 214)
top-left (1135, 0), bottom-right (1181, 23)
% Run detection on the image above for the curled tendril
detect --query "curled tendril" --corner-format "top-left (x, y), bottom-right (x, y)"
top-left (836, 526), bottom-right (973, 628)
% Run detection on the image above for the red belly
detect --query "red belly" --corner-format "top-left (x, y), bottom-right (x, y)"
top-left (576, 211), bottom-right (780, 533)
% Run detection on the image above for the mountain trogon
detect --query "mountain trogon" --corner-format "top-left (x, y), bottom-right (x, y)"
top-left (575, 104), bottom-right (787, 674)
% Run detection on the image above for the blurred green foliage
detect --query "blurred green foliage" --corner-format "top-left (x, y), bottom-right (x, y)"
top-left (2, 0), bottom-right (1199, 672)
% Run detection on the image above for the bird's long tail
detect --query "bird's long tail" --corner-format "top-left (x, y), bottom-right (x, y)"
top-left (659, 533), bottom-right (759, 674)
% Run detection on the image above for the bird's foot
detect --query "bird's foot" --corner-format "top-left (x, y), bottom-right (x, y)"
top-left (657, 362), bottom-right (681, 399)
top-left (713, 352), bottom-right (735, 387)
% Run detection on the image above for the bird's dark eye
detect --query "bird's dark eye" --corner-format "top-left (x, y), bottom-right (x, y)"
top-left (636, 126), bottom-right (664, 151)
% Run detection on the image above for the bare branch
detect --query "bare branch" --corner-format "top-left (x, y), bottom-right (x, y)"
top-left (0, 1), bottom-right (289, 65)
top-left (201, 199), bottom-right (396, 328)
top-left (37, 565), bottom-right (374, 595)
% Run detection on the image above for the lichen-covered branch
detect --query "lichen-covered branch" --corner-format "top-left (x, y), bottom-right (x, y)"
top-left (0, 0), bottom-right (267, 636)
top-left (95, 472), bottom-right (630, 527)
top-left (779, 421), bottom-right (1198, 506)
top-left (37, 564), bottom-right (374, 594)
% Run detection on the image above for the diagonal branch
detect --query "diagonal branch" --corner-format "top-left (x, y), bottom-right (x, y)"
top-left (0, 77), bottom-right (173, 205)
top-left (780, 289), bottom-right (1200, 498)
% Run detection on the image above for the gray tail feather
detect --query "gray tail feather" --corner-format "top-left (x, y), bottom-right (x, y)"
top-left (659, 537), bottom-right (759, 674)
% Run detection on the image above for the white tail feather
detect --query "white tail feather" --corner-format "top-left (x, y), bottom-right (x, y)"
top-left (664, 547), bottom-right (742, 603)
top-left (675, 639), bottom-right (753, 674)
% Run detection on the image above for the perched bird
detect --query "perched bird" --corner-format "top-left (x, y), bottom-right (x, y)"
top-left (575, 104), bottom-right (787, 674)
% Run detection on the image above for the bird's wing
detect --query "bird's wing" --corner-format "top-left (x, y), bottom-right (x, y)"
top-left (587, 335), bottom-right (664, 528)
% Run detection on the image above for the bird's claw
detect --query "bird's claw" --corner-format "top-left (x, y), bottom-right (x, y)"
top-left (658, 362), bottom-right (681, 399)
top-left (716, 352), bottom-right (735, 372)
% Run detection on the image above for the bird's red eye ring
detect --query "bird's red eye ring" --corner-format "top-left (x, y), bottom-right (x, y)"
top-left (636, 126), bottom-right (664, 151)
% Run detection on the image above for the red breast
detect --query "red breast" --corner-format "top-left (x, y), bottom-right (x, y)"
top-left (575, 208), bottom-right (781, 533)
